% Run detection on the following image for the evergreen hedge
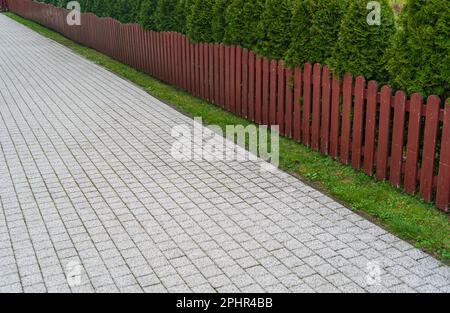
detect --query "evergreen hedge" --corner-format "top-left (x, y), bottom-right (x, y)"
top-left (255, 0), bottom-right (293, 59)
top-left (186, 0), bottom-right (215, 42)
top-left (173, 0), bottom-right (190, 34)
top-left (329, 0), bottom-right (395, 83)
top-left (284, 0), bottom-right (312, 66)
top-left (223, 0), bottom-right (265, 50)
top-left (153, 0), bottom-right (178, 31)
top-left (139, 0), bottom-right (157, 30)
top-left (286, 0), bottom-right (344, 66)
top-left (387, 0), bottom-right (450, 99)
top-left (211, 0), bottom-right (230, 43)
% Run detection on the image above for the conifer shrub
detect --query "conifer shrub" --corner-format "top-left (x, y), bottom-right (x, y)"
top-left (387, 0), bottom-right (450, 99)
top-left (139, 0), bottom-right (158, 30)
top-left (211, 0), bottom-right (231, 43)
top-left (329, 0), bottom-right (395, 83)
top-left (255, 0), bottom-right (293, 59)
top-left (153, 0), bottom-right (178, 31)
top-left (286, 0), bottom-right (343, 66)
top-left (186, 0), bottom-right (215, 42)
top-left (223, 0), bottom-right (265, 49)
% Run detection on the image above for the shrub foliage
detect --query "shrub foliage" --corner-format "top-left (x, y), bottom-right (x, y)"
top-left (255, 0), bottom-right (293, 59)
top-left (186, 0), bottom-right (215, 42)
top-left (286, 0), bottom-right (344, 66)
top-left (329, 0), bottom-right (395, 83)
top-left (387, 0), bottom-right (450, 98)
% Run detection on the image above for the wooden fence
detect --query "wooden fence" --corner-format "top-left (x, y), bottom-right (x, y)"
top-left (6, 0), bottom-right (450, 211)
top-left (0, 0), bottom-right (8, 11)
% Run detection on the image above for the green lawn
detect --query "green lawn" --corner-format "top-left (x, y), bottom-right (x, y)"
top-left (5, 12), bottom-right (449, 263)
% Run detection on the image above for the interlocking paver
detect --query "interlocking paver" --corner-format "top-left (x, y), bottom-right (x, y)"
top-left (0, 14), bottom-right (448, 293)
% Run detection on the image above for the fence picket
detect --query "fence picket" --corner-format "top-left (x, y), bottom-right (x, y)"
top-left (293, 67), bottom-right (302, 142)
top-left (302, 64), bottom-right (312, 146)
top-left (270, 60), bottom-right (278, 126)
top-left (230, 46), bottom-right (236, 113)
top-left (199, 43), bottom-right (205, 99)
top-left (262, 58), bottom-right (270, 125)
top-left (376, 86), bottom-right (392, 181)
top-left (285, 68), bottom-right (293, 138)
top-left (205, 43), bottom-right (210, 100)
top-left (235, 46), bottom-right (242, 115)
top-left (340, 74), bottom-right (353, 164)
top-left (320, 66), bottom-right (331, 155)
top-left (390, 91), bottom-right (407, 187)
top-left (214, 44), bottom-right (220, 105)
top-left (219, 45), bottom-right (225, 107)
top-left (242, 49), bottom-right (249, 118)
top-left (224, 45), bottom-right (230, 110)
top-left (351, 76), bottom-right (365, 169)
top-left (419, 96), bottom-right (441, 201)
top-left (330, 76), bottom-right (341, 159)
top-left (248, 51), bottom-right (256, 122)
top-left (205, 43), bottom-right (210, 101)
top-left (277, 62), bottom-right (285, 135)
top-left (209, 43), bottom-right (214, 103)
top-left (436, 102), bottom-right (450, 211)
top-left (312, 64), bottom-right (322, 151)
top-left (404, 94), bottom-right (423, 194)
top-left (364, 81), bottom-right (378, 176)
top-left (255, 56), bottom-right (262, 124)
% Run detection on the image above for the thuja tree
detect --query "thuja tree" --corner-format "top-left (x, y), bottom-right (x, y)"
top-left (211, 0), bottom-right (231, 43)
top-left (139, 0), bottom-right (158, 30)
top-left (187, 0), bottom-right (215, 42)
top-left (223, 0), bottom-right (265, 49)
top-left (329, 0), bottom-right (395, 83)
top-left (310, 0), bottom-right (345, 65)
top-left (153, 0), bottom-right (178, 31)
top-left (286, 0), bottom-right (344, 66)
top-left (223, 0), bottom-right (245, 45)
top-left (255, 0), bottom-right (293, 59)
top-left (173, 0), bottom-right (191, 34)
top-left (285, 0), bottom-right (313, 66)
top-left (387, 0), bottom-right (450, 99)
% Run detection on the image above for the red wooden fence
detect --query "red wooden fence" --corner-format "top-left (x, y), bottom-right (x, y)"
top-left (7, 0), bottom-right (450, 211)
top-left (0, 0), bottom-right (8, 11)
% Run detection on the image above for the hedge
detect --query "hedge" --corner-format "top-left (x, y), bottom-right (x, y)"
top-left (286, 0), bottom-right (344, 67)
top-left (139, 0), bottom-right (157, 30)
top-left (211, 0), bottom-right (230, 43)
top-left (255, 0), bottom-right (293, 59)
top-left (329, 0), bottom-right (395, 83)
top-left (223, 0), bottom-right (265, 50)
top-left (152, 0), bottom-right (177, 31)
top-left (387, 0), bottom-right (450, 99)
top-left (186, 0), bottom-right (215, 42)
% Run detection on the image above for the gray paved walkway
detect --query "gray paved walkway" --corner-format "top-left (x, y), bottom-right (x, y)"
top-left (0, 14), bottom-right (449, 293)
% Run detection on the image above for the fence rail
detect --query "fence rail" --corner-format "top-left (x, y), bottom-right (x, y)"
top-left (6, 0), bottom-right (450, 211)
